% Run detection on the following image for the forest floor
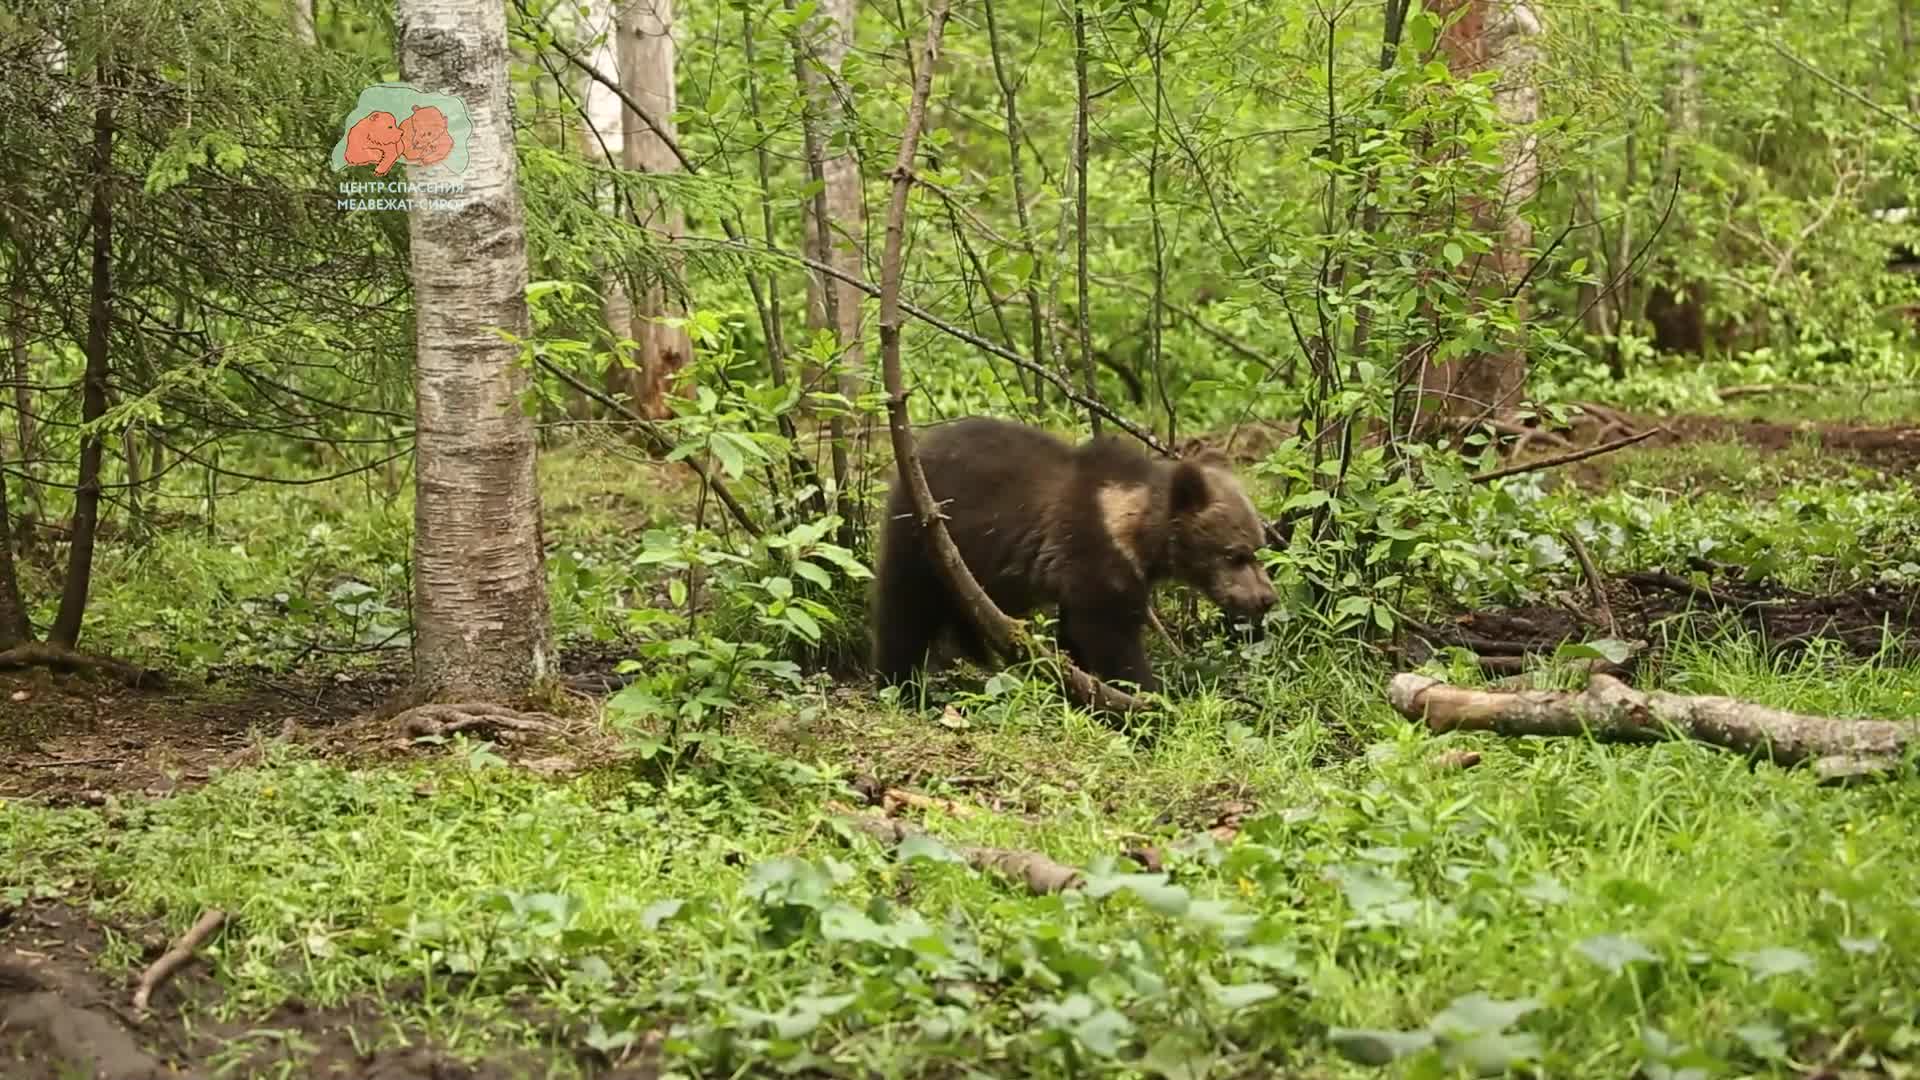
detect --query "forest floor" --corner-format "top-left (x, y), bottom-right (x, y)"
top-left (3, 395), bottom-right (1920, 1078)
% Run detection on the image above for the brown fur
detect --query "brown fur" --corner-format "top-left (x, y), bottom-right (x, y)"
top-left (870, 416), bottom-right (1277, 692)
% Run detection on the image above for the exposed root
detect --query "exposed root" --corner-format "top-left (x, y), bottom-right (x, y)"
top-left (1623, 569), bottom-right (1758, 610)
top-left (1429, 749), bottom-right (1483, 770)
top-left (1562, 530), bottom-right (1618, 637)
top-left (829, 802), bottom-right (1082, 894)
top-left (132, 908), bottom-right (226, 1013)
top-left (879, 787), bottom-right (978, 818)
top-left (0, 642), bottom-right (163, 688)
top-left (1388, 672), bottom-right (1916, 784)
top-left (396, 703), bottom-right (566, 741)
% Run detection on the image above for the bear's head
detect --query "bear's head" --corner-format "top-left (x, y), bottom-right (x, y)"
top-left (1165, 451), bottom-right (1278, 621)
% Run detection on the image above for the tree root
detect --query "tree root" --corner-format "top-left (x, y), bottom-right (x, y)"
top-left (396, 703), bottom-right (566, 741)
top-left (1388, 672), bottom-right (1916, 784)
top-left (878, 787), bottom-right (978, 818)
top-left (0, 642), bottom-right (162, 688)
top-left (829, 802), bottom-right (1083, 894)
top-left (132, 908), bottom-right (225, 1013)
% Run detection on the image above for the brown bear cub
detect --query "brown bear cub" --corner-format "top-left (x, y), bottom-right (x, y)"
top-left (871, 416), bottom-right (1278, 692)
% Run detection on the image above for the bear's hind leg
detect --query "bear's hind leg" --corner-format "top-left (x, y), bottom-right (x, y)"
top-left (1057, 601), bottom-right (1158, 692)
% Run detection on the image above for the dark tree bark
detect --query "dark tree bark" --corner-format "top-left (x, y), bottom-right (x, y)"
top-left (49, 61), bottom-right (115, 650)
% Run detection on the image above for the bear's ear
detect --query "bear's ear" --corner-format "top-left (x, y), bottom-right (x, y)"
top-left (1170, 461), bottom-right (1211, 517)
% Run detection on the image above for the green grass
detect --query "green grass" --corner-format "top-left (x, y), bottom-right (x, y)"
top-left (6, 636), bottom-right (1920, 1077)
top-left (6, 416), bottom-right (1920, 1076)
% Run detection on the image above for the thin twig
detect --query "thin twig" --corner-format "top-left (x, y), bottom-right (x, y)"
top-left (1562, 529), bottom-right (1618, 636)
top-left (1767, 40), bottom-right (1920, 137)
top-left (1469, 426), bottom-right (1659, 484)
top-left (533, 356), bottom-right (761, 537)
top-left (693, 236), bottom-right (1171, 456)
top-left (132, 909), bottom-right (226, 1012)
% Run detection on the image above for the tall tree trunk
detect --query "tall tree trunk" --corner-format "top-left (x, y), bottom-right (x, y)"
top-left (288, 0), bottom-right (317, 44)
top-left (1417, 0), bottom-right (1543, 420)
top-left (617, 0), bottom-right (693, 421)
top-left (792, 0), bottom-right (864, 543)
top-left (1901, 0), bottom-right (1919, 114)
top-left (1072, 0), bottom-right (1101, 435)
top-left (982, 0), bottom-right (1049, 406)
top-left (1645, 3), bottom-right (1706, 354)
top-left (0, 458), bottom-right (27, 648)
top-left (398, 0), bottom-right (552, 699)
top-left (579, 0), bottom-right (628, 417)
top-left (7, 244), bottom-right (38, 522)
top-left (48, 60), bottom-right (115, 650)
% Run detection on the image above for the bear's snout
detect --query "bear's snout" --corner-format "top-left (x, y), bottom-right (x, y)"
top-left (1215, 571), bottom-right (1277, 619)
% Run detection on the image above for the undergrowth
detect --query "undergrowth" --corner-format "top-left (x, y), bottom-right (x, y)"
top-left (5, 638), bottom-right (1920, 1076)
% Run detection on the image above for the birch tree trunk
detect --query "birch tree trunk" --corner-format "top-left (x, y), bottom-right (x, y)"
top-left (397, 0), bottom-right (552, 700)
top-left (797, 0), bottom-right (866, 383)
top-left (578, 0), bottom-right (631, 413)
top-left (1901, 0), bottom-right (1919, 115)
top-left (288, 0), bottom-right (317, 45)
top-left (793, 0), bottom-right (865, 542)
top-left (618, 0), bottom-right (694, 421)
top-left (1418, 0), bottom-right (1543, 419)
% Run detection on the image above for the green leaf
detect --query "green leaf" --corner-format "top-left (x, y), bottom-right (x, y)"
top-left (1555, 638), bottom-right (1633, 664)
top-left (1442, 1030), bottom-right (1544, 1075)
top-left (1282, 489), bottom-right (1332, 512)
top-left (1406, 11), bottom-right (1436, 54)
top-left (640, 899), bottom-right (686, 929)
top-left (1141, 1033), bottom-right (1215, 1080)
top-left (1443, 241), bottom-right (1465, 267)
top-left (765, 576), bottom-right (794, 601)
top-left (1328, 1027), bottom-right (1435, 1065)
top-left (709, 435), bottom-right (744, 478)
top-left (1574, 934), bottom-right (1656, 974)
top-left (1085, 870), bottom-right (1191, 916)
top-left (1210, 980), bottom-right (1279, 1011)
top-left (1431, 993), bottom-right (1541, 1037)
top-left (1071, 1006), bottom-right (1134, 1058)
top-left (897, 834), bottom-right (965, 865)
top-left (1735, 946), bottom-right (1815, 979)
top-left (785, 606), bottom-right (821, 642)
top-left (793, 560), bottom-right (832, 590)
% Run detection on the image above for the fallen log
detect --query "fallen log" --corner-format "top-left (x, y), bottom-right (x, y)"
top-left (1387, 673), bottom-right (1915, 783)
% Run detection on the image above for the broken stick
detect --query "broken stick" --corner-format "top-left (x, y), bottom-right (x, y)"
top-left (829, 804), bottom-right (1082, 894)
top-left (1387, 673), bottom-right (1915, 782)
top-left (132, 908), bottom-right (226, 1012)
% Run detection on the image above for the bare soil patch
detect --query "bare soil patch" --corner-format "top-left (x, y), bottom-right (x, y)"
top-left (0, 899), bottom-right (659, 1079)
top-left (0, 665), bottom-right (400, 806)
top-left (1188, 409), bottom-right (1920, 487)
top-left (0, 642), bottom-right (634, 806)
top-left (1412, 569), bottom-right (1920, 667)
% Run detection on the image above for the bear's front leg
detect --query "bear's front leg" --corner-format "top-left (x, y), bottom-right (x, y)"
top-left (1057, 601), bottom-right (1158, 692)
